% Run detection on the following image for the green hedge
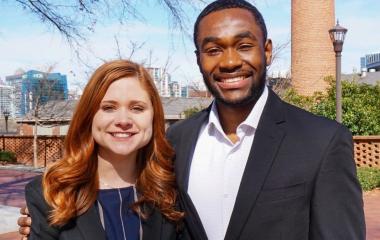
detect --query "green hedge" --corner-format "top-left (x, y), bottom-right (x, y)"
top-left (281, 78), bottom-right (380, 135)
top-left (0, 151), bottom-right (17, 163)
top-left (357, 167), bottom-right (380, 191)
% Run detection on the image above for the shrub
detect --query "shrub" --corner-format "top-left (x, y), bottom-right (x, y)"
top-left (280, 78), bottom-right (380, 135)
top-left (357, 167), bottom-right (380, 191)
top-left (0, 151), bottom-right (17, 163)
top-left (183, 106), bottom-right (202, 119)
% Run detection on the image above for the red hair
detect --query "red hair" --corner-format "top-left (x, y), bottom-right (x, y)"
top-left (42, 60), bottom-right (183, 226)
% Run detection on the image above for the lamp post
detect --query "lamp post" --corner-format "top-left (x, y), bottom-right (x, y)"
top-left (3, 110), bottom-right (10, 133)
top-left (329, 20), bottom-right (347, 123)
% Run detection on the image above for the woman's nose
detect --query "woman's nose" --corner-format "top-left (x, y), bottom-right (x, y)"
top-left (114, 110), bottom-right (133, 128)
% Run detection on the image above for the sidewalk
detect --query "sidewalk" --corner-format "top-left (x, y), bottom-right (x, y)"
top-left (0, 166), bottom-right (42, 239)
top-left (364, 189), bottom-right (380, 239)
top-left (0, 167), bottom-right (379, 239)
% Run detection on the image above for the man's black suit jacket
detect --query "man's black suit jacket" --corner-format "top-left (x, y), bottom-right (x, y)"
top-left (166, 89), bottom-right (365, 240)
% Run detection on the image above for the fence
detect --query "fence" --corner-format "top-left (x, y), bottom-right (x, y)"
top-left (353, 136), bottom-right (380, 168)
top-left (1, 135), bottom-right (380, 168)
top-left (1, 135), bottom-right (64, 167)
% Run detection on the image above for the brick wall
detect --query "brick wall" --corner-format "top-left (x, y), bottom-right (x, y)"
top-left (354, 136), bottom-right (380, 168)
top-left (291, 0), bottom-right (335, 96)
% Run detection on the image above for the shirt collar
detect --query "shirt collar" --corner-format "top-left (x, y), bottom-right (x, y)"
top-left (207, 86), bottom-right (269, 133)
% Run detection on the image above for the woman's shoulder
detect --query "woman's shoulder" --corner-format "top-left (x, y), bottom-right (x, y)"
top-left (25, 175), bottom-right (43, 197)
top-left (24, 174), bottom-right (51, 216)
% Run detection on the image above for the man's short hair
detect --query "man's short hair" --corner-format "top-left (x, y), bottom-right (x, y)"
top-left (193, 0), bottom-right (268, 51)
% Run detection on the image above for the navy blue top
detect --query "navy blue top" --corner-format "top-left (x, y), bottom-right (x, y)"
top-left (97, 187), bottom-right (140, 240)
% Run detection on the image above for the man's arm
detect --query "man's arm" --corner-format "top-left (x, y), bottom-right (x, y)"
top-left (309, 125), bottom-right (366, 239)
top-left (18, 206), bottom-right (31, 238)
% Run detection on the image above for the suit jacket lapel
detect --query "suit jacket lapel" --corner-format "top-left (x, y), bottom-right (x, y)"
top-left (174, 107), bottom-right (210, 191)
top-left (171, 107), bottom-right (210, 240)
top-left (224, 90), bottom-right (286, 240)
top-left (141, 206), bottom-right (162, 240)
top-left (76, 205), bottom-right (106, 240)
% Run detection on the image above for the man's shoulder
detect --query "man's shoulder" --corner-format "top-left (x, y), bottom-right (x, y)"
top-left (280, 99), bottom-right (345, 134)
top-left (268, 89), bottom-right (335, 126)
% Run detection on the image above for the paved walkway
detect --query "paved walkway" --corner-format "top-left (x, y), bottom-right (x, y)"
top-left (364, 189), bottom-right (380, 239)
top-left (0, 166), bottom-right (42, 239)
top-left (0, 167), bottom-right (379, 239)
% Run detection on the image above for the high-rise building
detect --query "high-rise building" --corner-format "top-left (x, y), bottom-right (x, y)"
top-left (0, 85), bottom-right (15, 117)
top-left (169, 81), bottom-right (181, 97)
top-left (361, 53), bottom-right (380, 71)
top-left (146, 67), bottom-right (163, 88)
top-left (160, 73), bottom-right (171, 97)
top-left (6, 70), bottom-right (68, 117)
top-left (291, 0), bottom-right (335, 96)
top-left (181, 86), bottom-right (189, 98)
top-left (146, 67), bottom-right (172, 97)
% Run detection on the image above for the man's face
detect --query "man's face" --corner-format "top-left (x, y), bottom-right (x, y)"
top-left (196, 8), bottom-right (272, 106)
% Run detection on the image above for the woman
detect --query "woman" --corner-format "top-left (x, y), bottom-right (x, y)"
top-left (25, 60), bottom-right (188, 240)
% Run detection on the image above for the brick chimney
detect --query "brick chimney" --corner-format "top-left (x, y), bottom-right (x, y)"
top-left (291, 0), bottom-right (335, 96)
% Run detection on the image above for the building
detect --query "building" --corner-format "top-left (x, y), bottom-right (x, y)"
top-left (5, 72), bottom-right (23, 117)
top-left (147, 67), bottom-right (168, 96)
top-left (18, 100), bottom-right (75, 135)
top-left (18, 97), bottom-right (213, 135)
top-left (169, 81), bottom-right (181, 97)
top-left (181, 86), bottom-right (189, 98)
top-left (147, 67), bottom-right (181, 97)
top-left (361, 53), bottom-right (380, 72)
top-left (0, 84), bottom-right (15, 117)
top-left (160, 73), bottom-right (171, 97)
top-left (6, 70), bottom-right (68, 117)
top-left (291, 0), bottom-right (335, 96)
top-left (147, 67), bottom-right (169, 96)
top-left (161, 97), bottom-right (212, 127)
top-left (342, 71), bottom-right (380, 86)
top-left (146, 67), bottom-right (163, 87)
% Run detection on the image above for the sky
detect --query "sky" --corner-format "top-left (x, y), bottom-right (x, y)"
top-left (0, 0), bottom-right (379, 91)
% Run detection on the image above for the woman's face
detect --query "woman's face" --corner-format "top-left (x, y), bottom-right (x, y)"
top-left (92, 76), bottom-right (154, 160)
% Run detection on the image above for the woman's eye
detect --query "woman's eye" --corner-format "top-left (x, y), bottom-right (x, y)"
top-left (131, 106), bottom-right (144, 112)
top-left (101, 105), bottom-right (115, 112)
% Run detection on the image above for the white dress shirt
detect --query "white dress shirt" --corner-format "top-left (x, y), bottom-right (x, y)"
top-left (187, 87), bottom-right (269, 240)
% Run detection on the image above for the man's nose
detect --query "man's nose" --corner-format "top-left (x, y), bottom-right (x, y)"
top-left (219, 49), bottom-right (243, 72)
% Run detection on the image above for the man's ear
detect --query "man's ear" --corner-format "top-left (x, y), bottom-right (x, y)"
top-left (195, 49), bottom-right (201, 67)
top-left (264, 39), bottom-right (273, 66)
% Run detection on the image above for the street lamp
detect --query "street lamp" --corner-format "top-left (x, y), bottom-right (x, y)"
top-left (3, 110), bottom-right (10, 133)
top-left (329, 20), bottom-right (347, 123)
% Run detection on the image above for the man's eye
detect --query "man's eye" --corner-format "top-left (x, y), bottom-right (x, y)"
top-left (205, 47), bottom-right (222, 56)
top-left (238, 44), bottom-right (253, 51)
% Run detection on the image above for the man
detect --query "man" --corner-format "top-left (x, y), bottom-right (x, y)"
top-left (19, 1), bottom-right (365, 239)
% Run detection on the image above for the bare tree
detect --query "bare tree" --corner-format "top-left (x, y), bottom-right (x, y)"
top-left (269, 71), bottom-right (291, 98)
top-left (7, 0), bottom-right (209, 45)
top-left (113, 35), bottom-right (147, 60)
top-left (21, 66), bottom-right (70, 167)
top-left (267, 38), bottom-right (290, 72)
